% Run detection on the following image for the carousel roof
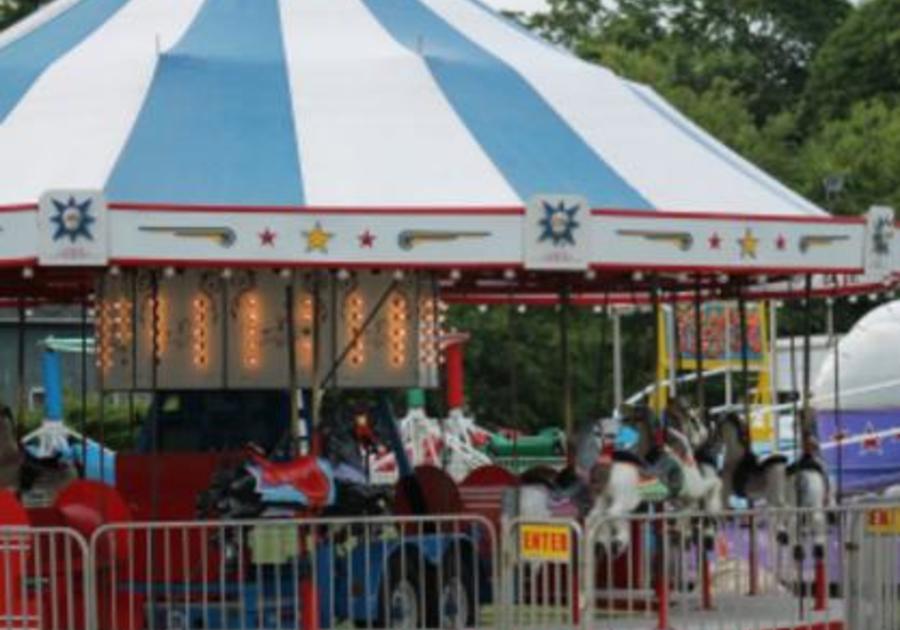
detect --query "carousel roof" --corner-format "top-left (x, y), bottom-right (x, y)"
top-left (0, 0), bottom-right (825, 215)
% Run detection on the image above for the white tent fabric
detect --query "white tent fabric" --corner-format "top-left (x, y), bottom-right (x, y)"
top-left (0, 0), bottom-right (825, 215)
top-left (814, 301), bottom-right (900, 410)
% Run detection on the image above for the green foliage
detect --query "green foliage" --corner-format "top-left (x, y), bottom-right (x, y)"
top-left (801, 99), bottom-right (900, 215)
top-left (0, 0), bottom-right (43, 30)
top-left (804, 0), bottom-right (900, 124)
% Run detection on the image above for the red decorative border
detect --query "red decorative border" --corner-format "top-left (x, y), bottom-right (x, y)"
top-left (0, 204), bottom-right (37, 213)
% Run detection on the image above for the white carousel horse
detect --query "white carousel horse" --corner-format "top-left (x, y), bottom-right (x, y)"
top-left (624, 405), bottom-right (723, 545)
top-left (716, 413), bottom-right (790, 542)
top-left (783, 434), bottom-right (831, 555)
top-left (503, 416), bottom-right (656, 557)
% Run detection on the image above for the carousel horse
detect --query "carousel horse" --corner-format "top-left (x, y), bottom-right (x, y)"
top-left (623, 403), bottom-right (723, 545)
top-left (0, 406), bottom-right (78, 501)
top-left (502, 416), bottom-right (657, 556)
top-left (784, 432), bottom-right (831, 555)
top-left (715, 413), bottom-right (790, 542)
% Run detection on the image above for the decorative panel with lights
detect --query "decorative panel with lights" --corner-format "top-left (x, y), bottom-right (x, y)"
top-left (225, 270), bottom-right (291, 389)
top-left (133, 270), bottom-right (226, 390)
top-left (97, 269), bottom-right (440, 391)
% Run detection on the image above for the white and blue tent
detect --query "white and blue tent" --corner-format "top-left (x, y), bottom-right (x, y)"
top-left (0, 0), bottom-right (827, 213)
top-left (0, 0), bottom-right (874, 275)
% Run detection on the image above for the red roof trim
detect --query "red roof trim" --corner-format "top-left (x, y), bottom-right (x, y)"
top-left (0, 204), bottom-right (37, 213)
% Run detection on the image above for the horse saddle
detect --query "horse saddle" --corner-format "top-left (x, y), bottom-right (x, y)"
top-left (733, 452), bottom-right (787, 498)
top-left (645, 448), bottom-right (684, 500)
top-left (248, 452), bottom-right (334, 509)
top-left (786, 453), bottom-right (827, 478)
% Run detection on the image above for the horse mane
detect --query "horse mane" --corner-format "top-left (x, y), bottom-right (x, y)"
top-left (721, 413), bottom-right (751, 450)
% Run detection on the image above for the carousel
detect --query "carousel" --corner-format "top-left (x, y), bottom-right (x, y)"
top-left (0, 1), bottom-right (896, 629)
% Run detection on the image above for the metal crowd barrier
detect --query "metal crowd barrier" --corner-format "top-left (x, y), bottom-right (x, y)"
top-left (1, 503), bottom-right (898, 630)
top-left (0, 526), bottom-right (90, 630)
top-left (500, 517), bottom-right (583, 629)
top-left (88, 514), bottom-right (496, 630)
top-left (584, 503), bottom-right (900, 630)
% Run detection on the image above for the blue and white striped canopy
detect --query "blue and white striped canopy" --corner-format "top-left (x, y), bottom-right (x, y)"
top-left (0, 0), bottom-right (824, 216)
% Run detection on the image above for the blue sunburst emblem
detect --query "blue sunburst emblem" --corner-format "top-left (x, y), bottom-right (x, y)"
top-left (50, 196), bottom-right (95, 243)
top-left (538, 200), bottom-right (580, 247)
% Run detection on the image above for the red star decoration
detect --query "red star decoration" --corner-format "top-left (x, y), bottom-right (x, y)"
top-left (775, 234), bottom-right (787, 251)
top-left (358, 229), bottom-right (376, 248)
top-left (708, 232), bottom-right (722, 249)
top-left (861, 422), bottom-right (882, 453)
top-left (259, 228), bottom-right (276, 247)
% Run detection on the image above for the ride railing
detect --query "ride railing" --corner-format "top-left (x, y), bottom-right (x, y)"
top-left (585, 504), bottom-right (900, 630)
top-left (87, 514), bottom-right (496, 630)
top-left (0, 526), bottom-right (90, 630)
top-left (499, 517), bottom-right (583, 629)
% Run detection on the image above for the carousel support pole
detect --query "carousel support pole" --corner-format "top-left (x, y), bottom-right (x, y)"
top-left (612, 308), bottom-right (623, 410)
top-left (694, 277), bottom-right (713, 610)
top-left (832, 295), bottom-right (843, 505)
top-left (80, 296), bottom-right (89, 475)
top-left (150, 271), bottom-right (161, 519)
top-left (506, 300), bottom-right (520, 462)
top-left (802, 275), bottom-right (828, 611)
top-left (652, 279), bottom-right (665, 433)
top-left (693, 277), bottom-right (705, 415)
top-left (310, 273), bottom-right (323, 455)
top-left (559, 282), bottom-right (574, 462)
top-left (285, 277), bottom-right (300, 455)
top-left (737, 284), bottom-right (759, 596)
top-left (15, 298), bottom-right (26, 437)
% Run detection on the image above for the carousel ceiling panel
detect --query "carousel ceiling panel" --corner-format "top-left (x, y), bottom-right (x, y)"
top-left (0, 0), bottom-right (836, 215)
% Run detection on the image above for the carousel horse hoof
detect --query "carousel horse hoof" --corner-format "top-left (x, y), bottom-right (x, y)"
top-left (813, 544), bottom-right (825, 560)
top-left (793, 545), bottom-right (806, 563)
top-left (776, 531), bottom-right (790, 546)
top-left (703, 535), bottom-right (715, 553)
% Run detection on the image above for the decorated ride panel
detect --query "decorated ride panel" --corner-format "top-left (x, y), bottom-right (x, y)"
top-left (95, 269), bottom-right (441, 390)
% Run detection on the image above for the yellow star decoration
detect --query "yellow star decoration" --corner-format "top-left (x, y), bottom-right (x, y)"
top-left (738, 228), bottom-right (759, 259)
top-left (303, 221), bottom-right (334, 253)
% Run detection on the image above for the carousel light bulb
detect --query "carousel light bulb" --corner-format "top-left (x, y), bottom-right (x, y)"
top-left (279, 268), bottom-right (292, 280)
top-left (632, 271), bottom-right (644, 282)
top-left (592, 305), bottom-right (603, 314)
top-left (393, 270), bottom-right (405, 281)
top-left (163, 266), bottom-right (176, 279)
top-left (21, 267), bottom-right (33, 279)
top-left (849, 294), bottom-right (859, 304)
top-left (346, 291), bottom-right (366, 368)
top-left (337, 269), bottom-right (351, 281)
top-left (478, 304), bottom-right (488, 314)
top-left (221, 268), bottom-right (233, 280)
top-left (869, 293), bottom-right (878, 302)
top-left (518, 304), bottom-right (527, 314)
top-left (584, 269), bottom-right (597, 281)
top-left (108, 265), bottom-right (121, 276)
top-left (241, 292), bottom-right (262, 370)
top-left (449, 269), bottom-right (461, 281)
top-left (503, 268), bottom-right (516, 280)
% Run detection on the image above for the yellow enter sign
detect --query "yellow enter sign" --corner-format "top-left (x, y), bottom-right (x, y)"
top-left (867, 507), bottom-right (900, 535)
top-left (519, 524), bottom-right (572, 561)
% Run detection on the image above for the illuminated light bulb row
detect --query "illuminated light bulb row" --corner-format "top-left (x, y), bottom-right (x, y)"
top-left (298, 295), bottom-right (314, 369)
top-left (418, 298), bottom-right (440, 367)
top-left (347, 292), bottom-right (365, 368)
top-left (146, 295), bottom-right (169, 360)
top-left (112, 299), bottom-right (133, 346)
top-left (241, 293), bottom-right (262, 370)
top-left (191, 294), bottom-right (211, 370)
top-left (95, 300), bottom-right (115, 372)
top-left (388, 293), bottom-right (408, 368)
